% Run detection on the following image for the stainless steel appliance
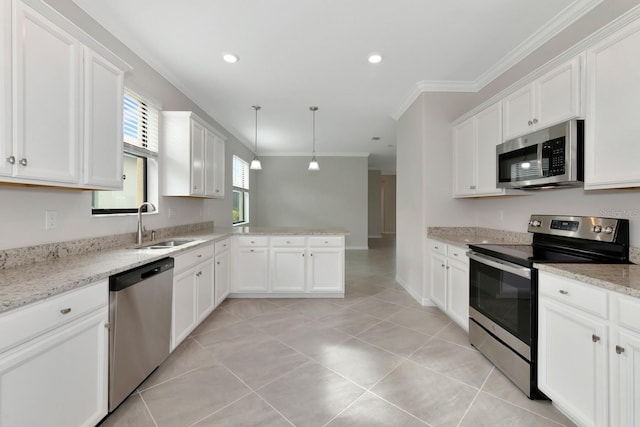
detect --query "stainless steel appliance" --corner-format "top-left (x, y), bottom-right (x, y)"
top-left (496, 120), bottom-right (583, 189)
top-left (108, 257), bottom-right (174, 411)
top-left (468, 215), bottom-right (629, 398)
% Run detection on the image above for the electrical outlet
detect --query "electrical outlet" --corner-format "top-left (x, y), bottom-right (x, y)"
top-left (45, 210), bottom-right (58, 230)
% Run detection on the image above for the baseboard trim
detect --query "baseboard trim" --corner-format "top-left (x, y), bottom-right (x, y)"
top-left (368, 235), bottom-right (382, 239)
top-left (347, 245), bottom-right (369, 250)
top-left (395, 275), bottom-right (423, 305)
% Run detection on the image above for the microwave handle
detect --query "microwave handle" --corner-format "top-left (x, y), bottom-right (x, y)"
top-left (467, 251), bottom-right (532, 279)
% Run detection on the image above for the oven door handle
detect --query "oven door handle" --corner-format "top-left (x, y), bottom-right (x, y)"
top-left (467, 251), bottom-right (532, 279)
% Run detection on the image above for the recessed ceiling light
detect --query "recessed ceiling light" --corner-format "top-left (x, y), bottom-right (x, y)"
top-left (223, 53), bottom-right (239, 63)
top-left (368, 53), bottom-right (383, 64)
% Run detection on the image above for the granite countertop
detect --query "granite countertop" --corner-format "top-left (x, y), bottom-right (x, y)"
top-left (427, 226), bottom-right (532, 247)
top-left (0, 226), bottom-right (350, 314)
top-left (536, 263), bottom-right (640, 299)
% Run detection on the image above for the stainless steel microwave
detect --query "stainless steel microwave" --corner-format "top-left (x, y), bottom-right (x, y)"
top-left (496, 119), bottom-right (583, 189)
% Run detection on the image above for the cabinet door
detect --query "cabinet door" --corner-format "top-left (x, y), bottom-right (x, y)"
top-left (535, 56), bottom-right (582, 130)
top-left (502, 84), bottom-right (535, 141)
top-left (614, 329), bottom-right (640, 427)
top-left (538, 297), bottom-right (608, 427)
top-left (190, 119), bottom-right (205, 196)
top-left (14, 2), bottom-right (80, 184)
top-left (234, 247), bottom-right (269, 292)
top-left (474, 102), bottom-right (503, 196)
top-left (214, 250), bottom-right (230, 306)
top-left (203, 129), bottom-right (215, 197)
top-left (172, 269), bottom-right (197, 350)
top-left (271, 248), bottom-right (306, 292)
top-left (0, 308), bottom-right (108, 427)
top-left (447, 258), bottom-right (469, 331)
top-left (584, 20), bottom-right (640, 190)
top-left (196, 260), bottom-right (215, 321)
top-left (307, 248), bottom-right (344, 293)
top-left (429, 252), bottom-right (447, 310)
top-left (213, 135), bottom-right (225, 198)
top-left (0, 0), bottom-right (10, 177)
top-left (452, 118), bottom-right (475, 196)
top-left (82, 48), bottom-right (124, 189)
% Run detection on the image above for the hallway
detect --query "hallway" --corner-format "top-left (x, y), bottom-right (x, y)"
top-left (101, 237), bottom-right (574, 426)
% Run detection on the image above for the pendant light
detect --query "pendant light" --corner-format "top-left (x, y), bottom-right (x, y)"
top-left (308, 106), bottom-right (320, 171)
top-left (250, 105), bottom-right (262, 170)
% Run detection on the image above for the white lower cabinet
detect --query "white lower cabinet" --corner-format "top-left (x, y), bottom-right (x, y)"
top-left (538, 270), bottom-right (640, 427)
top-left (232, 235), bottom-right (345, 296)
top-left (171, 243), bottom-right (215, 351)
top-left (0, 280), bottom-right (108, 427)
top-left (214, 238), bottom-right (231, 307)
top-left (428, 239), bottom-right (469, 331)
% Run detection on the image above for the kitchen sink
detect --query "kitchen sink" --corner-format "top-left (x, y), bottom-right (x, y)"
top-left (142, 239), bottom-right (195, 249)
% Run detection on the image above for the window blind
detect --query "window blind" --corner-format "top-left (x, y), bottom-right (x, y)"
top-left (233, 155), bottom-right (249, 190)
top-left (123, 88), bottom-right (159, 156)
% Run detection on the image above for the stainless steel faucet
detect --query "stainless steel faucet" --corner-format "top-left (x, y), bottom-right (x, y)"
top-left (137, 202), bottom-right (156, 246)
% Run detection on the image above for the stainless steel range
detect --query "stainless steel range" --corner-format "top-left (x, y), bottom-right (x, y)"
top-left (467, 214), bottom-right (629, 398)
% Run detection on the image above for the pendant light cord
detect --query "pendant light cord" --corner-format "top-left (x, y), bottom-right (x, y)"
top-left (310, 106), bottom-right (318, 155)
top-left (252, 105), bottom-right (261, 154)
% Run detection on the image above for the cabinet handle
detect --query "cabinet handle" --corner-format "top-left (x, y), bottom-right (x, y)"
top-left (6, 156), bottom-right (15, 164)
top-left (434, 246), bottom-right (439, 249)
top-left (287, 241), bottom-right (291, 244)
top-left (453, 253), bottom-right (458, 256)
top-left (446, 266), bottom-right (450, 270)
top-left (217, 261), bottom-right (220, 265)
top-left (251, 240), bottom-right (255, 244)
top-left (558, 289), bottom-right (568, 295)
top-left (250, 249), bottom-right (254, 252)
top-left (19, 158), bottom-right (27, 166)
top-left (533, 118), bottom-right (538, 124)
top-left (302, 253), bottom-right (305, 257)
top-left (616, 345), bottom-right (625, 354)
top-left (441, 263), bottom-right (445, 267)
top-left (592, 334), bottom-right (600, 343)
top-left (528, 120), bottom-right (533, 126)
top-left (197, 254), bottom-right (202, 258)
top-left (324, 241), bottom-right (328, 244)
top-left (469, 185), bottom-right (476, 190)
top-left (60, 308), bottom-right (72, 315)
top-left (310, 253), bottom-right (313, 257)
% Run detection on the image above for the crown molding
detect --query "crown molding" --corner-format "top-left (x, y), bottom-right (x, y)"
top-left (259, 152), bottom-right (370, 157)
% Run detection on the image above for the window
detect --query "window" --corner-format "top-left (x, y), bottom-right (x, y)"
top-left (92, 88), bottom-right (159, 214)
top-left (233, 155), bottom-right (250, 224)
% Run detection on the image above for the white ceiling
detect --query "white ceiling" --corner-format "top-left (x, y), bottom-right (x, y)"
top-left (71, 0), bottom-right (601, 171)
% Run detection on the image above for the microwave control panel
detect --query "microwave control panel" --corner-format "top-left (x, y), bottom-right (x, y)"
top-left (542, 137), bottom-right (566, 176)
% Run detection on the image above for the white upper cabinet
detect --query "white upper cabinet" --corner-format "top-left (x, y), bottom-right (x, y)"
top-left (503, 56), bottom-right (582, 141)
top-left (0, 0), bottom-right (11, 177)
top-left (82, 48), bottom-right (125, 189)
top-left (13, 1), bottom-right (81, 184)
top-left (1, 0), bottom-right (128, 189)
top-left (453, 102), bottom-right (505, 198)
top-left (584, 18), bottom-right (640, 190)
top-left (163, 111), bottom-right (226, 198)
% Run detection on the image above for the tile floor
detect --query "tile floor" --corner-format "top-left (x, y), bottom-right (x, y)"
top-left (99, 236), bottom-right (576, 427)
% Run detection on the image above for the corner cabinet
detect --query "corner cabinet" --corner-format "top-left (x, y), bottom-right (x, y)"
top-left (453, 102), bottom-right (506, 198)
top-left (538, 270), bottom-right (640, 427)
top-left (1, 0), bottom-right (128, 190)
top-left (162, 111), bottom-right (226, 199)
top-left (427, 239), bottom-right (469, 331)
top-left (502, 55), bottom-right (583, 141)
top-left (584, 18), bottom-right (640, 190)
top-left (0, 280), bottom-right (109, 427)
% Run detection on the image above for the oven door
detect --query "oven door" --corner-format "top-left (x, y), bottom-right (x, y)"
top-left (468, 251), bottom-right (534, 361)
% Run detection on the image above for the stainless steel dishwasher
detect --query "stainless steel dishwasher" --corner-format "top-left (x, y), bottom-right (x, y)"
top-left (108, 257), bottom-right (174, 411)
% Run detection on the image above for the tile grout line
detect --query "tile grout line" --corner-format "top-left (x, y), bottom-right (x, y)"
top-left (136, 390), bottom-right (160, 427)
top-left (478, 389), bottom-right (572, 427)
top-left (455, 366), bottom-right (495, 427)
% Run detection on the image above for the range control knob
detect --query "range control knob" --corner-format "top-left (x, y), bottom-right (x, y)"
top-left (593, 225), bottom-right (602, 233)
top-left (531, 220), bottom-right (542, 227)
top-left (604, 226), bottom-right (614, 234)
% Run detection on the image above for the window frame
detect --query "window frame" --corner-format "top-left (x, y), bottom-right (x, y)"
top-left (232, 155), bottom-right (250, 225)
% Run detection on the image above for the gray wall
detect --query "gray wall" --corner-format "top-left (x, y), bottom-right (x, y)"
top-left (253, 156), bottom-right (368, 249)
top-left (368, 170), bottom-right (382, 238)
top-left (381, 174), bottom-right (396, 233)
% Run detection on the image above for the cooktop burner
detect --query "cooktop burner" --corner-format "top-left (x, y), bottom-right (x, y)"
top-left (468, 243), bottom-right (611, 267)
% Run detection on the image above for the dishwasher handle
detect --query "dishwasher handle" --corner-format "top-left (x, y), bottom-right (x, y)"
top-left (110, 257), bottom-right (174, 291)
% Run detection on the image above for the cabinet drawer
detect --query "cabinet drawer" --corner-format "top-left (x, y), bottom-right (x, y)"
top-left (236, 236), bottom-right (269, 247)
top-left (174, 243), bottom-right (214, 272)
top-left (428, 239), bottom-right (446, 256)
top-left (539, 272), bottom-right (608, 319)
top-left (271, 236), bottom-right (306, 247)
top-left (0, 280), bottom-right (107, 353)
top-left (214, 238), bottom-right (230, 254)
top-left (448, 245), bottom-right (468, 261)
top-left (308, 236), bottom-right (343, 248)
top-left (616, 294), bottom-right (640, 334)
